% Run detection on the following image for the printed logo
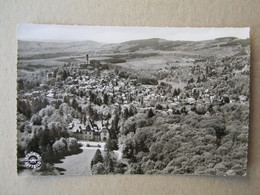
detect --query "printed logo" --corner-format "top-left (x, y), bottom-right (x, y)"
top-left (24, 152), bottom-right (42, 169)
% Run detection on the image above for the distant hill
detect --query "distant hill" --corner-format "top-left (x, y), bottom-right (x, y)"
top-left (110, 37), bottom-right (249, 54)
top-left (17, 37), bottom-right (250, 67)
top-left (18, 40), bottom-right (104, 56)
top-left (114, 38), bottom-right (191, 52)
top-left (17, 40), bottom-right (105, 66)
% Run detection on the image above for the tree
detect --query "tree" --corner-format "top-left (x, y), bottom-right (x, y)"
top-left (52, 99), bottom-right (63, 109)
top-left (61, 70), bottom-right (68, 81)
top-left (103, 93), bottom-right (109, 105)
top-left (110, 112), bottom-right (119, 139)
top-left (17, 79), bottom-right (24, 90)
top-left (89, 91), bottom-right (97, 103)
top-left (26, 135), bottom-right (41, 154)
top-left (222, 96), bottom-right (230, 104)
top-left (122, 138), bottom-right (136, 161)
top-left (31, 97), bottom-right (49, 114)
top-left (214, 123), bottom-right (227, 146)
top-left (147, 109), bottom-right (154, 118)
top-left (197, 76), bottom-right (201, 83)
top-left (103, 151), bottom-right (115, 173)
top-left (195, 104), bottom-right (206, 115)
top-left (41, 144), bottom-right (56, 164)
top-left (114, 68), bottom-right (119, 75)
top-left (17, 99), bottom-right (31, 119)
top-left (67, 137), bottom-right (79, 152)
top-left (135, 129), bottom-right (153, 153)
top-left (155, 103), bottom-right (163, 110)
top-left (123, 107), bottom-right (129, 120)
top-left (71, 98), bottom-right (78, 110)
top-left (87, 105), bottom-right (95, 121)
top-left (193, 89), bottom-right (200, 101)
top-left (173, 89), bottom-right (178, 97)
top-left (105, 138), bottom-right (119, 151)
top-left (180, 106), bottom-right (185, 113)
top-left (94, 97), bottom-right (103, 106)
top-left (188, 78), bottom-right (194, 84)
top-left (39, 126), bottom-right (51, 151)
top-left (91, 162), bottom-right (106, 175)
top-left (177, 88), bottom-right (181, 95)
top-left (129, 104), bottom-right (137, 117)
top-left (125, 163), bottom-right (143, 174)
top-left (30, 114), bottom-right (42, 125)
top-left (52, 138), bottom-right (67, 154)
top-left (91, 149), bottom-right (103, 168)
top-left (63, 95), bottom-right (70, 105)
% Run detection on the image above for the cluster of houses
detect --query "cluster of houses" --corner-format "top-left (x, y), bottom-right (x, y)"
top-left (21, 55), bottom-right (249, 121)
top-left (46, 57), bottom-right (248, 119)
top-left (63, 70), bottom-right (143, 105)
top-left (31, 55), bottom-right (249, 135)
top-left (68, 118), bottom-right (109, 142)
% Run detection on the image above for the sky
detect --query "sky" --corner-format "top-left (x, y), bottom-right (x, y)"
top-left (17, 24), bottom-right (250, 43)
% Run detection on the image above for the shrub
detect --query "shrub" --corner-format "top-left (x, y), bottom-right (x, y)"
top-left (125, 163), bottom-right (144, 174)
top-left (91, 149), bottom-right (103, 168)
top-left (52, 138), bottom-right (67, 154)
top-left (67, 137), bottom-right (79, 152)
top-left (30, 115), bottom-right (42, 125)
top-left (91, 162), bottom-right (107, 175)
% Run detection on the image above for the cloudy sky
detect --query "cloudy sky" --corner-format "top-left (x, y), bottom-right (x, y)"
top-left (17, 24), bottom-right (249, 43)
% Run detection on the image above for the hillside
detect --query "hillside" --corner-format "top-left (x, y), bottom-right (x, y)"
top-left (17, 40), bottom-right (104, 66)
top-left (18, 37), bottom-right (249, 67)
top-left (113, 37), bottom-right (249, 56)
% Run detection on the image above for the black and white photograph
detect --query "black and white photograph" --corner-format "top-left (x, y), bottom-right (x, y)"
top-left (17, 25), bottom-right (250, 176)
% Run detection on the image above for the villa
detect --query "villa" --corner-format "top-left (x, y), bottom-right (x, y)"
top-left (68, 118), bottom-right (109, 142)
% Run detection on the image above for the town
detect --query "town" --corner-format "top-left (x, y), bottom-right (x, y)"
top-left (17, 37), bottom-right (249, 176)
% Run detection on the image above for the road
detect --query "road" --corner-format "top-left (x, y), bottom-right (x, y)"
top-left (54, 141), bottom-right (123, 176)
top-left (55, 141), bottom-right (104, 176)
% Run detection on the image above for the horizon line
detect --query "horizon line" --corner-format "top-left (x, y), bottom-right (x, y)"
top-left (17, 36), bottom-right (248, 44)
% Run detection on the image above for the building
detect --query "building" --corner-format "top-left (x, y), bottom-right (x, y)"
top-left (68, 118), bottom-right (109, 142)
top-left (100, 128), bottom-right (109, 142)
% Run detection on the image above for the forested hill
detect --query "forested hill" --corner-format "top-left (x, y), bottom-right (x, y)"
top-left (18, 37), bottom-right (250, 69)
top-left (111, 37), bottom-right (250, 56)
top-left (18, 40), bottom-right (103, 55)
top-left (18, 37), bottom-right (249, 60)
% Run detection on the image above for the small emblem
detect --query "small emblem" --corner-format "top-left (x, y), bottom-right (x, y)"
top-left (24, 152), bottom-right (42, 169)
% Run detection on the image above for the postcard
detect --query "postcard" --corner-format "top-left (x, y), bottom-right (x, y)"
top-left (17, 25), bottom-right (250, 176)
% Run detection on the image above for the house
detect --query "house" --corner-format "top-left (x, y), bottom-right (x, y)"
top-left (47, 72), bottom-right (54, 78)
top-left (68, 119), bottom-right (87, 140)
top-left (186, 97), bottom-right (196, 105)
top-left (68, 118), bottom-right (109, 142)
